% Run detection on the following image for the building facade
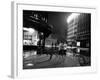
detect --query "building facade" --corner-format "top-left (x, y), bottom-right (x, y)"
top-left (67, 13), bottom-right (79, 46)
top-left (23, 11), bottom-right (49, 46)
top-left (67, 13), bottom-right (91, 48)
top-left (77, 14), bottom-right (91, 48)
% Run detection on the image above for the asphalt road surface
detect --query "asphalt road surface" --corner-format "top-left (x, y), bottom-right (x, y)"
top-left (23, 52), bottom-right (80, 69)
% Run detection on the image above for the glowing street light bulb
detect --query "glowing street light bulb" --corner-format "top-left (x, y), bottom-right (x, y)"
top-left (67, 13), bottom-right (80, 23)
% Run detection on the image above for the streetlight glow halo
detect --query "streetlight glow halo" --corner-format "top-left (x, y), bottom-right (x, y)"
top-left (67, 13), bottom-right (80, 23)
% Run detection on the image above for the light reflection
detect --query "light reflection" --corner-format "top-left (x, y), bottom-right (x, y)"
top-left (26, 63), bottom-right (34, 66)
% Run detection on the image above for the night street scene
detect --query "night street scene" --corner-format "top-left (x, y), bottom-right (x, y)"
top-left (23, 10), bottom-right (91, 69)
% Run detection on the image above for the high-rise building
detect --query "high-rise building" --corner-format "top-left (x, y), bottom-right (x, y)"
top-left (67, 13), bottom-right (80, 46)
top-left (67, 13), bottom-right (91, 49)
top-left (77, 14), bottom-right (91, 48)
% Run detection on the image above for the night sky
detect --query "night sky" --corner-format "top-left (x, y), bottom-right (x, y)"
top-left (47, 12), bottom-right (70, 41)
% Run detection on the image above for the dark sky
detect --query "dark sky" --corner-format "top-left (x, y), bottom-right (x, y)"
top-left (47, 12), bottom-right (70, 41)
